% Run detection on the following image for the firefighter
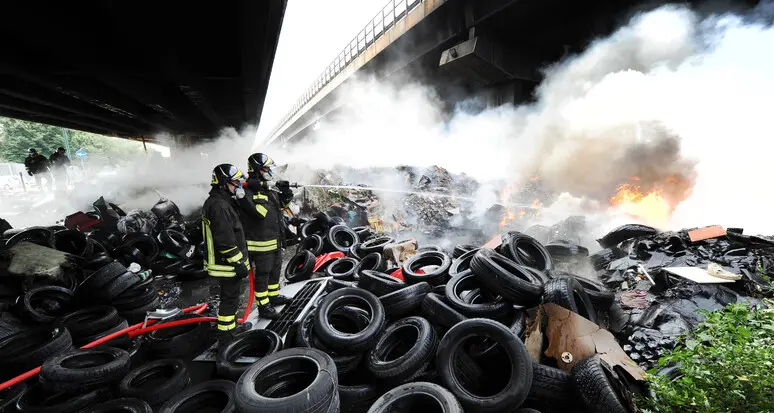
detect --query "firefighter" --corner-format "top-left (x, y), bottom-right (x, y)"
top-left (235, 153), bottom-right (293, 319)
top-left (49, 147), bottom-right (71, 190)
top-left (202, 163), bottom-right (252, 346)
top-left (24, 148), bottom-right (52, 191)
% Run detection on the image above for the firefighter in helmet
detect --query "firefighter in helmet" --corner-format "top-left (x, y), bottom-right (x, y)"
top-left (202, 163), bottom-right (252, 346)
top-left (234, 153), bottom-right (293, 319)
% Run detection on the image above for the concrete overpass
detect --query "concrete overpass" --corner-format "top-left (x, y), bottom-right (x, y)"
top-left (0, 1), bottom-right (286, 144)
top-left (266, 0), bottom-right (757, 146)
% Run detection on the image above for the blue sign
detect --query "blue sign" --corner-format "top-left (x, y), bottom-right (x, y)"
top-left (75, 149), bottom-right (87, 159)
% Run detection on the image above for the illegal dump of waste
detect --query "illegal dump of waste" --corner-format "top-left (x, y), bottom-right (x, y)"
top-left (1, 188), bottom-right (773, 412)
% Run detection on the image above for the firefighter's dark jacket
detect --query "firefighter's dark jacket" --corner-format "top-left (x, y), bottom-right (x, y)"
top-left (236, 177), bottom-right (289, 255)
top-left (49, 153), bottom-right (71, 169)
top-left (201, 187), bottom-right (248, 277)
top-left (24, 154), bottom-right (49, 174)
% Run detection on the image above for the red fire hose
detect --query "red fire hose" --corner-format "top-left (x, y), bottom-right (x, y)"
top-left (0, 269), bottom-right (256, 392)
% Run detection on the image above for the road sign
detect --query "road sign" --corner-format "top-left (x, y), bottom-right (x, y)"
top-left (75, 149), bottom-right (87, 159)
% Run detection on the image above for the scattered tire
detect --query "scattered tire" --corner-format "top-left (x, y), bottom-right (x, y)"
top-left (453, 244), bottom-right (478, 259)
top-left (542, 276), bottom-right (598, 323)
top-left (177, 263), bottom-right (207, 281)
top-left (16, 384), bottom-right (111, 413)
top-left (436, 318), bottom-right (533, 413)
top-left (402, 251), bottom-right (452, 286)
top-left (379, 282), bottom-right (431, 319)
top-left (526, 362), bottom-right (573, 407)
top-left (589, 247), bottom-right (626, 271)
top-left (83, 398), bottom-right (153, 413)
top-left (500, 232), bottom-right (553, 272)
top-left (145, 315), bottom-right (210, 358)
top-left (118, 358), bottom-right (191, 407)
top-left (52, 229), bottom-right (89, 255)
top-left (314, 288), bottom-right (386, 353)
top-left (235, 348), bottom-right (338, 413)
top-left (470, 249), bottom-right (544, 306)
top-left (352, 226), bottom-right (372, 240)
top-left (327, 225), bottom-right (359, 253)
top-left (158, 380), bottom-right (235, 413)
top-left (325, 278), bottom-right (357, 292)
top-left (120, 232), bottom-right (160, 263)
top-left (296, 310), bottom-right (363, 375)
top-left (420, 293), bottom-right (466, 329)
top-left (157, 229), bottom-right (194, 259)
top-left (449, 248), bottom-right (478, 278)
top-left (445, 273), bottom-right (512, 319)
top-left (571, 356), bottom-right (634, 413)
top-left (339, 375), bottom-right (381, 413)
top-left (597, 224), bottom-right (658, 249)
top-left (544, 240), bottom-right (589, 262)
top-left (416, 245), bottom-right (442, 253)
top-left (301, 216), bottom-right (329, 239)
top-left (360, 236), bottom-right (394, 255)
top-left (325, 257), bottom-right (360, 281)
top-left (348, 243), bottom-right (363, 260)
top-left (298, 234), bottom-right (324, 256)
top-left (366, 316), bottom-right (437, 384)
top-left (367, 382), bottom-right (463, 413)
top-left (0, 326), bottom-right (72, 377)
top-left (353, 252), bottom-right (386, 277)
top-left (20, 286), bottom-right (75, 324)
top-left (0, 382), bottom-right (26, 413)
top-left (74, 317), bottom-right (129, 347)
top-left (285, 250), bottom-right (316, 284)
top-left (60, 306), bottom-right (122, 339)
top-left (4, 227), bottom-right (53, 248)
top-left (358, 270), bottom-right (405, 296)
top-left (216, 329), bottom-right (283, 381)
top-left (569, 275), bottom-right (615, 309)
top-left (78, 261), bottom-right (129, 296)
top-left (40, 347), bottom-right (131, 392)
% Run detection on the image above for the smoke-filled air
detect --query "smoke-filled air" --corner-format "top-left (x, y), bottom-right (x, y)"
top-left (51, 3), bottom-right (773, 239)
top-left (271, 3), bottom-right (774, 235)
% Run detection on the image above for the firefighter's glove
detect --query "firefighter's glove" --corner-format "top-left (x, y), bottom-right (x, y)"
top-left (27, 171), bottom-right (32, 176)
top-left (234, 259), bottom-right (250, 279)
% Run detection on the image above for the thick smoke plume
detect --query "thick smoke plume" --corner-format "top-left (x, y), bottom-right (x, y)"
top-left (268, 3), bottom-right (774, 234)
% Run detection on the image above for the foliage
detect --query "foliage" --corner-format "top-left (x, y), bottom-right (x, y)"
top-left (640, 304), bottom-right (774, 413)
top-left (0, 117), bottom-right (145, 164)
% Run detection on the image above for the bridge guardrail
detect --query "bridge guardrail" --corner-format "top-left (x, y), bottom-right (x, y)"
top-left (267, 0), bottom-right (423, 141)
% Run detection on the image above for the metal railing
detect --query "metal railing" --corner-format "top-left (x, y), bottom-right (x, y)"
top-left (268, 0), bottom-right (423, 140)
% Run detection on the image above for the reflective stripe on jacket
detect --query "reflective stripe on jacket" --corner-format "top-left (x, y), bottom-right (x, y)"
top-left (201, 187), bottom-right (248, 277)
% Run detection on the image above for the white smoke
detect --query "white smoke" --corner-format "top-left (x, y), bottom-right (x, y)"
top-left (265, 3), bottom-right (774, 235)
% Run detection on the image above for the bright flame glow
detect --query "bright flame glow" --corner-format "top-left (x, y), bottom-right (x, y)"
top-left (610, 183), bottom-right (672, 226)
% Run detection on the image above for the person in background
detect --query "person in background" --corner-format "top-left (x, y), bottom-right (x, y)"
top-left (202, 164), bottom-right (252, 349)
top-left (24, 148), bottom-right (52, 191)
top-left (49, 147), bottom-right (71, 190)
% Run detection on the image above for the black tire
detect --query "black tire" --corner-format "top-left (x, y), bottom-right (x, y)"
top-left (158, 380), bottom-right (235, 413)
top-left (360, 237), bottom-right (394, 255)
top-left (216, 329), bottom-right (283, 381)
top-left (449, 248), bottom-right (478, 278)
top-left (16, 385), bottom-right (110, 413)
top-left (542, 277), bottom-right (598, 323)
top-left (325, 257), bottom-right (360, 281)
top-left (339, 380), bottom-right (381, 413)
top-left (83, 398), bottom-right (153, 413)
top-left (544, 240), bottom-right (589, 262)
top-left (82, 252), bottom-right (115, 271)
top-left (470, 249), bottom-right (544, 306)
top-left (420, 293), bottom-right (466, 329)
top-left (358, 271), bottom-right (405, 296)
top-left (52, 229), bottom-right (89, 255)
top-left (60, 306), bottom-right (122, 338)
top-left (352, 226), bottom-right (372, 240)
top-left (301, 216), bottom-right (329, 239)
top-left (589, 247), bottom-right (626, 271)
top-left (4, 227), bottom-right (53, 248)
top-left (445, 273), bottom-right (512, 319)
top-left (119, 296), bottom-right (161, 324)
top-left (366, 316), bottom-right (437, 384)
top-left (120, 232), bottom-right (160, 263)
top-left (416, 245), bottom-right (442, 253)
top-left (327, 225), bottom-right (359, 253)
top-left (401, 251), bottom-right (452, 286)
top-left (0, 326), bottom-right (72, 377)
top-left (437, 318), bottom-right (533, 413)
top-left (157, 229), bottom-right (194, 259)
top-left (527, 362), bottom-right (573, 406)
top-left (40, 347), bottom-right (131, 393)
top-left (285, 250), bottom-right (316, 284)
top-left (118, 358), bottom-right (191, 407)
top-left (348, 243), bottom-right (363, 260)
top-left (353, 253), bottom-right (386, 277)
top-left (367, 382), bottom-right (462, 413)
top-left (596, 224), bottom-right (658, 249)
top-left (571, 356), bottom-right (634, 413)
top-left (296, 310), bottom-right (363, 375)
top-left (453, 244), bottom-right (478, 259)
top-left (75, 317), bottom-right (129, 347)
top-left (145, 315), bottom-right (210, 358)
top-left (501, 232), bottom-right (553, 272)
top-left (78, 261), bottom-right (128, 295)
top-left (177, 263), bottom-right (208, 281)
top-left (0, 382), bottom-right (25, 413)
top-left (113, 284), bottom-right (158, 311)
top-left (379, 282), bottom-right (431, 319)
top-left (100, 272), bottom-right (141, 302)
top-left (298, 234), bottom-right (325, 256)
top-left (314, 288), bottom-right (385, 353)
top-left (20, 286), bottom-right (75, 324)
top-left (235, 348), bottom-right (337, 413)
top-left (568, 275), bottom-right (615, 309)
top-left (325, 279), bottom-right (357, 292)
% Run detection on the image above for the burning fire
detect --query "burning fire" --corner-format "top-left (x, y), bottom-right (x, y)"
top-left (498, 182), bottom-right (541, 227)
top-left (610, 182), bottom-right (672, 226)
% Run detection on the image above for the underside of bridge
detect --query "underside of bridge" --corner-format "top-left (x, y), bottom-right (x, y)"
top-left (0, 0), bottom-right (287, 143)
top-left (272, 0), bottom-right (758, 146)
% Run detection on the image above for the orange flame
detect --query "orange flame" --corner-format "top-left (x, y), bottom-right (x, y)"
top-left (610, 183), bottom-right (671, 226)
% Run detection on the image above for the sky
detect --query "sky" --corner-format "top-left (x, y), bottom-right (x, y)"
top-left (253, 0), bottom-right (388, 147)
